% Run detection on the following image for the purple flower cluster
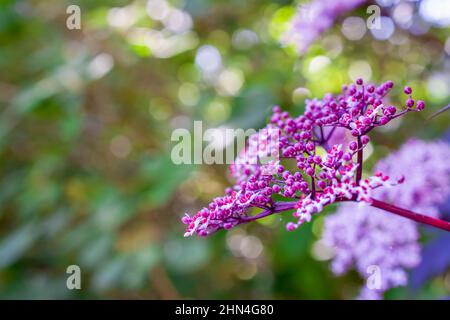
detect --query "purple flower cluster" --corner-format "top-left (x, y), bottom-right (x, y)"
top-left (229, 126), bottom-right (281, 182)
top-left (283, 0), bottom-right (367, 54)
top-left (322, 139), bottom-right (450, 299)
top-left (182, 80), bottom-right (425, 237)
top-left (375, 139), bottom-right (450, 211)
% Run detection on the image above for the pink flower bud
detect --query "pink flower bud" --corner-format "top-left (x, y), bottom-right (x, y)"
top-left (416, 100), bottom-right (425, 111)
top-left (361, 135), bottom-right (370, 145)
top-left (403, 86), bottom-right (412, 95)
top-left (380, 116), bottom-right (389, 125)
top-left (286, 222), bottom-right (297, 231)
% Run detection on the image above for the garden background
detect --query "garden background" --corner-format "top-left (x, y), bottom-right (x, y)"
top-left (0, 0), bottom-right (449, 299)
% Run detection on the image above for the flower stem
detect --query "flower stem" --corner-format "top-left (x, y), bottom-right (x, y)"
top-left (356, 135), bottom-right (363, 185)
top-left (240, 199), bottom-right (450, 233)
top-left (239, 201), bottom-right (296, 223)
top-left (370, 198), bottom-right (450, 232)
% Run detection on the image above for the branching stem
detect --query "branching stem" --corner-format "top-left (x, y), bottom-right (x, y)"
top-left (239, 199), bottom-right (450, 232)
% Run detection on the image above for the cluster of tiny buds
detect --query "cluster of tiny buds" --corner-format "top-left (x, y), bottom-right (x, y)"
top-left (295, 78), bottom-right (424, 137)
top-left (182, 80), bottom-right (425, 237)
top-left (404, 86), bottom-right (425, 111)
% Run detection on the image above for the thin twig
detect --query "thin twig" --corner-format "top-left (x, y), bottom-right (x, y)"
top-left (427, 104), bottom-right (450, 121)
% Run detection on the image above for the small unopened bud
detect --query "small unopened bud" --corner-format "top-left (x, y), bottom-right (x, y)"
top-left (349, 141), bottom-right (358, 151)
top-left (361, 135), bottom-right (370, 145)
top-left (403, 86), bottom-right (412, 95)
top-left (416, 100), bottom-right (425, 111)
top-left (286, 222), bottom-right (297, 231)
top-left (406, 98), bottom-right (414, 108)
top-left (380, 116), bottom-right (389, 125)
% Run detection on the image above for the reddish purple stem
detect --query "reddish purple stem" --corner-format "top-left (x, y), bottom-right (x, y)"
top-left (239, 201), bottom-right (297, 222)
top-left (356, 135), bottom-right (363, 185)
top-left (370, 198), bottom-right (450, 232)
top-left (240, 199), bottom-right (450, 232)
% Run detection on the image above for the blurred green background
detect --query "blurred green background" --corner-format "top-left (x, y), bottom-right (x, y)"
top-left (0, 0), bottom-right (449, 299)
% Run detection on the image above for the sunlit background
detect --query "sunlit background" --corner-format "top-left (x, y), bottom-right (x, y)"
top-left (0, 0), bottom-right (449, 299)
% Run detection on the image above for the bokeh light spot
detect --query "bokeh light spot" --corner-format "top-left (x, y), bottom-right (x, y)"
top-left (110, 135), bottom-right (132, 158)
top-left (342, 17), bottom-right (366, 41)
